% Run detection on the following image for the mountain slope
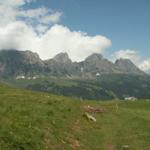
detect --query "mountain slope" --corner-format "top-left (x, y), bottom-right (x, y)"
top-left (0, 50), bottom-right (146, 78)
top-left (4, 74), bottom-right (150, 100)
top-left (80, 53), bottom-right (121, 77)
top-left (0, 50), bottom-right (44, 77)
top-left (115, 58), bottom-right (144, 75)
top-left (0, 50), bottom-right (149, 100)
top-left (44, 53), bottom-right (78, 76)
top-left (0, 83), bottom-right (149, 149)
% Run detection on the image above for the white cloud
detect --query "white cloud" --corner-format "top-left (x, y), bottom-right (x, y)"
top-left (19, 8), bottom-right (62, 25)
top-left (112, 49), bottom-right (140, 64)
top-left (139, 59), bottom-right (150, 73)
top-left (0, 21), bottom-right (39, 50)
top-left (19, 7), bottom-right (49, 18)
top-left (0, 23), bottom-right (111, 61)
top-left (0, 0), bottom-right (32, 7)
top-left (40, 12), bottom-right (63, 24)
top-left (36, 24), bottom-right (48, 33)
top-left (112, 49), bottom-right (150, 73)
top-left (0, 0), bottom-right (36, 8)
top-left (0, 0), bottom-right (62, 27)
top-left (0, 0), bottom-right (111, 61)
top-left (38, 25), bottom-right (111, 61)
top-left (0, 4), bottom-right (18, 26)
top-left (0, 0), bottom-right (149, 71)
top-left (0, 0), bottom-right (28, 26)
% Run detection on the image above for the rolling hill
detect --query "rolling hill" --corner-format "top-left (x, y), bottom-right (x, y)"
top-left (0, 83), bottom-right (149, 149)
top-left (4, 74), bottom-right (150, 100)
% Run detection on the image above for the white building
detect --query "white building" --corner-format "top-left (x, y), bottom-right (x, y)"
top-left (124, 97), bottom-right (137, 101)
top-left (16, 75), bottom-right (25, 80)
top-left (96, 72), bottom-right (100, 77)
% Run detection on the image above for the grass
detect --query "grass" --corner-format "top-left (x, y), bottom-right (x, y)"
top-left (0, 84), bottom-right (149, 149)
top-left (2, 77), bottom-right (78, 88)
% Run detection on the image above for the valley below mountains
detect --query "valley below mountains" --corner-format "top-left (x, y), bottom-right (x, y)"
top-left (0, 49), bottom-right (150, 100)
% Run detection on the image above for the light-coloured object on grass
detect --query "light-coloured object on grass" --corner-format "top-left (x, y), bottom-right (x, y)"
top-left (84, 105), bottom-right (104, 113)
top-left (124, 97), bottom-right (137, 101)
top-left (84, 112), bottom-right (97, 122)
top-left (16, 75), bottom-right (25, 80)
top-left (122, 145), bottom-right (129, 149)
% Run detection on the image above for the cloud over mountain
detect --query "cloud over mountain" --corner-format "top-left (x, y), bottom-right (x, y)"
top-left (112, 49), bottom-right (150, 73)
top-left (0, 0), bottom-right (111, 61)
top-left (139, 59), bottom-right (150, 74)
top-left (0, 22), bottom-right (111, 61)
top-left (0, 0), bottom-right (149, 72)
top-left (112, 49), bottom-right (140, 63)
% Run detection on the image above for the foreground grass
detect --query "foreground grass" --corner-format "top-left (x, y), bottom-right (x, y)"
top-left (0, 84), bottom-right (150, 150)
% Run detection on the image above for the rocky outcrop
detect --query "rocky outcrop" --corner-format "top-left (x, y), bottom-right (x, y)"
top-left (115, 58), bottom-right (145, 75)
top-left (0, 50), bottom-right (146, 78)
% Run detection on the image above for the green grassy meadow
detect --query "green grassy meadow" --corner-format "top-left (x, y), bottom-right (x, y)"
top-left (0, 84), bottom-right (150, 150)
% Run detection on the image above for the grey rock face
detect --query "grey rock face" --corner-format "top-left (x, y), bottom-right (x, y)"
top-left (85, 53), bottom-right (103, 62)
top-left (0, 50), bottom-right (146, 78)
top-left (115, 58), bottom-right (145, 75)
top-left (0, 50), bottom-right (44, 76)
top-left (53, 53), bottom-right (72, 63)
top-left (81, 53), bottom-right (121, 76)
top-left (44, 53), bottom-right (76, 76)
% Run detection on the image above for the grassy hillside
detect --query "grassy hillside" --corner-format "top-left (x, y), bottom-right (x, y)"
top-left (2, 74), bottom-right (150, 100)
top-left (0, 84), bottom-right (150, 149)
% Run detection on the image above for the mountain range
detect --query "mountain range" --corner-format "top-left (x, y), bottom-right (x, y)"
top-left (0, 49), bottom-right (150, 100)
top-left (0, 50), bottom-right (145, 78)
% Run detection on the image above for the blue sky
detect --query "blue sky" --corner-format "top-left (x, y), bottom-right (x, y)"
top-left (31, 0), bottom-right (150, 58)
top-left (0, 0), bottom-right (150, 72)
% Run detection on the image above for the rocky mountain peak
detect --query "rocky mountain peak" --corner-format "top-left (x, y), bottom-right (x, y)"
top-left (22, 50), bottom-right (40, 59)
top-left (0, 49), bottom-right (42, 64)
top-left (115, 58), bottom-right (133, 65)
top-left (115, 58), bottom-right (145, 75)
top-left (53, 52), bottom-right (72, 63)
top-left (85, 53), bottom-right (103, 62)
top-left (0, 50), bottom-right (146, 77)
top-left (20, 50), bottom-right (43, 64)
top-left (115, 58), bottom-right (138, 70)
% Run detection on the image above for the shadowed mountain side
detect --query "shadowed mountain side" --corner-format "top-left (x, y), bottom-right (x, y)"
top-left (0, 50), bottom-right (146, 78)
